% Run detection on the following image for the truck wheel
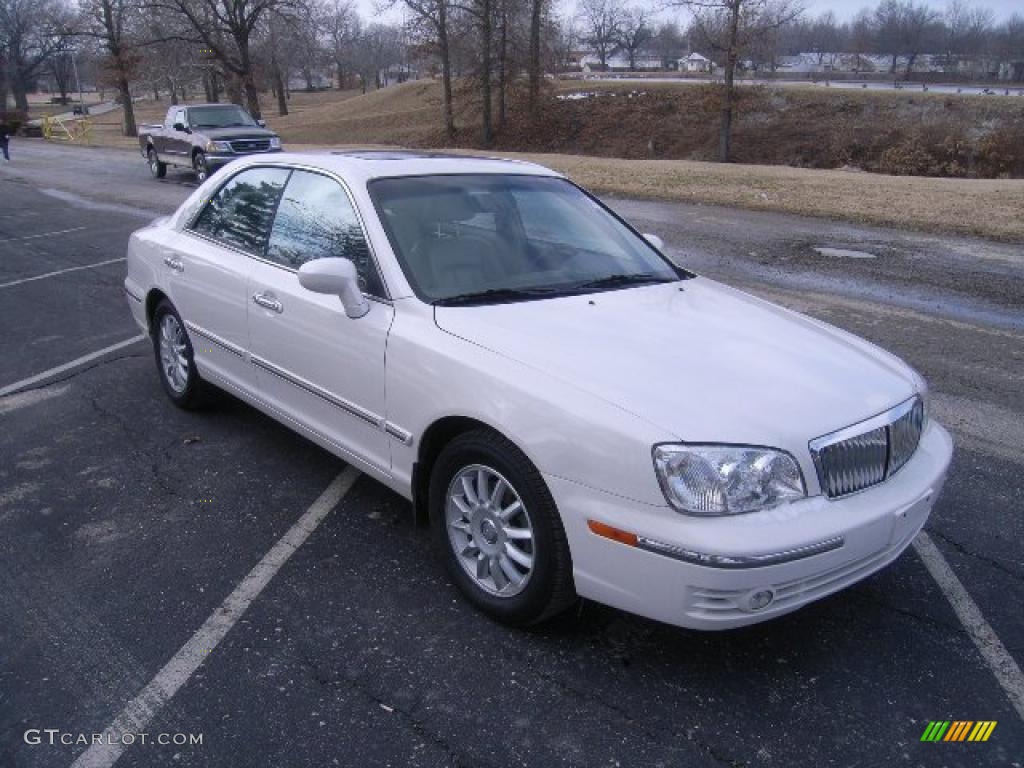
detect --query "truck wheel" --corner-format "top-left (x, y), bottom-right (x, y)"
top-left (193, 151), bottom-right (208, 183)
top-left (148, 148), bottom-right (166, 179)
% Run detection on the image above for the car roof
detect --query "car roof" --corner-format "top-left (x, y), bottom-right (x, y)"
top-left (233, 149), bottom-right (563, 184)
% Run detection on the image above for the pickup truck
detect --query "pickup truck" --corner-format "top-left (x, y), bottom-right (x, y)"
top-left (139, 103), bottom-right (282, 182)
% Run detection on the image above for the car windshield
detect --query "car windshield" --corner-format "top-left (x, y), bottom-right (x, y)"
top-left (188, 106), bottom-right (256, 129)
top-left (368, 174), bottom-right (685, 304)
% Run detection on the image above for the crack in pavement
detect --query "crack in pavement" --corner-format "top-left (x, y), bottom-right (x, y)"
top-left (927, 528), bottom-right (1024, 584)
top-left (0, 352), bottom-right (148, 399)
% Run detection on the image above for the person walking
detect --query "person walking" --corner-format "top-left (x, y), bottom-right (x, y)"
top-left (0, 118), bottom-right (10, 162)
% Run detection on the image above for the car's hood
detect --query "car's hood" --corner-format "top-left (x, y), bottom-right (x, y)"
top-left (201, 127), bottom-right (278, 140)
top-left (434, 278), bottom-right (918, 450)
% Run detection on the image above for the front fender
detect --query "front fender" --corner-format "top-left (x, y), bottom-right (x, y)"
top-left (385, 300), bottom-right (673, 509)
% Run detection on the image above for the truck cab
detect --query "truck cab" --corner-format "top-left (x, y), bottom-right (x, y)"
top-left (139, 104), bottom-right (283, 182)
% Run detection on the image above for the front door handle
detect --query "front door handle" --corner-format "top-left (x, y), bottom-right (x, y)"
top-left (253, 292), bottom-right (283, 313)
top-left (163, 256), bottom-right (184, 272)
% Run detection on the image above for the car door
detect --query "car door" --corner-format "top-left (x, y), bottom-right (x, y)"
top-left (247, 168), bottom-right (394, 475)
top-left (164, 107), bottom-right (189, 162)
top-left (170, 165), bottom-right (291, 395)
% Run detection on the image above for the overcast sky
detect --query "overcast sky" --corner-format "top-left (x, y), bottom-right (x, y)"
top-left (355, 0), bottom-right (1021, 26)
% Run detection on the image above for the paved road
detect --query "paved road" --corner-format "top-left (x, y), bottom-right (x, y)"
top-left (1, 142), bottom-right (1022, 767)
top-left (572, 74), bottom-right (1024, 97)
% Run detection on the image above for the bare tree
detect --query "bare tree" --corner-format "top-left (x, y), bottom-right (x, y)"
top-left (323, 0), bottom-right (358, 89)
top-left (79, 0), bottom-right (143, 135)
top-left (874, 0), bottom-right (941, 77)
top-left (678, 0), bottom-right (803, 163)
top-left (579, 0), bottom-right (624, 70)
top-left (0, 0), bottom-right (74, 112)
top-left (392, 0), bottom-right (454, 139)
top-left (652, 21), bottom-right (685, 70)
top-left (944, 1), bottom-right (994, 74)
top-left (616, 7), bottom-right (652, 70)
top-left (527, 0), bottom-right (544, 116)
top-left (146, 0), bottom-right (307, 118)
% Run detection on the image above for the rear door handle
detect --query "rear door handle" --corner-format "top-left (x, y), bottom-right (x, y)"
top-left (252, 292), bottom-right (283, 313)
top-left (163, 256), bottom-right (184, 272)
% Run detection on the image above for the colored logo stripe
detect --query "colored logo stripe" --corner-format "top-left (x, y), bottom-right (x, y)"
top-left (920, 721), bottom-right (996, 742)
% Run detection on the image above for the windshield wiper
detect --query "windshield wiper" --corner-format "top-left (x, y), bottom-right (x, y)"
top-left (569, 273), bottom-right (675, 292)
top-left (434, 287), bottom-right (560, 307)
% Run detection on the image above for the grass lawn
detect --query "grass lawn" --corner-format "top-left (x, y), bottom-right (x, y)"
top-left (42, 83), bottom-right (1024, 242)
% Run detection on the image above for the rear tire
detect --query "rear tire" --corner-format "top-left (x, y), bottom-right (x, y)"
top-left (151, 299), bottom-right (209, 410)
top-left (148, 147), bottom-right (166, 178)
top-left (429, 429), bottom-right (576, 626)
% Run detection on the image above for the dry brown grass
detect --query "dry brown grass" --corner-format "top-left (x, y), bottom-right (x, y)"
top-left (498, 153), bottom-right (1024, 241)
top-left (47, 83), bottom-right (1024, 241)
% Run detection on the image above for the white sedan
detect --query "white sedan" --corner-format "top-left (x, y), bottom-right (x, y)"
top-left (124, 152), bottom-right (953, 630)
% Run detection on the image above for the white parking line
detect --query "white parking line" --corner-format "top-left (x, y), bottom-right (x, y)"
top-left (0, 336), bottom-right (146, 397)
top-left (0, 257), bottom-right (125, 289)
top-left (70, 467), bottom-right (361, 768)
top-left (914, 532), bottom-right (1024, 721)
top-left (0, 226), bottom-right (87, 243)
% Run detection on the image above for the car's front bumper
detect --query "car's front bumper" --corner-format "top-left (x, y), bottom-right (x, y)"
top-left (547, 421), bottom-right (953, 630)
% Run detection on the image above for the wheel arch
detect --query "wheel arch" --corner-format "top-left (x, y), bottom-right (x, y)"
top-left (145, 288), bottom-right (171, 333)
top-left (413, 415), bottom-right (510, 524)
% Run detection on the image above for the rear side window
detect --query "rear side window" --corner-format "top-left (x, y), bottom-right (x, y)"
top-left (190, 167), bottom-right (290, 255)
top-left (265, 170), bottom-right (385, 296)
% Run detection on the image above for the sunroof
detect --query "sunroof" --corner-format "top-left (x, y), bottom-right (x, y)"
top-left (331, 150), bottom-right (480, 160)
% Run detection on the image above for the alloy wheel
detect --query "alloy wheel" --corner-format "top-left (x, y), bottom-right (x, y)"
top-left (446, 464), bottom-right (535, 597)
top-left (158, 314), bottom-right (189, 394)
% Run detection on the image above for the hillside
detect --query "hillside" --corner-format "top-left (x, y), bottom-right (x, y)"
top-left (270, 79), bottom-right (1024, 179)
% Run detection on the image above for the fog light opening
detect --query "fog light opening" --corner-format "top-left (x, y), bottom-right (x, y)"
top-left (747, 589), bottom-right (775, 612)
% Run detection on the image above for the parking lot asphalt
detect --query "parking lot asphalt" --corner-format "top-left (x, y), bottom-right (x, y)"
top-left (1, 145), bottom-right (1022, 768)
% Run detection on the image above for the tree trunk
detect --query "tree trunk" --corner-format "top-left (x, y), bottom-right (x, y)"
top-left (273, 57), bottom-right (288, 116)
top-left (169, 78), bottom-right (179, 105)
top-left (203, 71), bottom-right (213, 101)
top-left (12, 72), bottom-right (29, 112)
top-left (498, 8), bottom-right (507, 129)
top-left (119, 76), bottom-right (137, 137)
top-left (528, 0), bottom-right (542, 118)
top-left (718, 0), bottom-right (741, 163)
top-left (438, 0), bottom-right (455, 140)
top-left (153, 83), bottom-right (160, 101)
top-left (336, 60), bottom-right (345, 89)
top-left (480, 0), bottom-right (493, 147)
top-left (236, 39), bottom-right (262, 118)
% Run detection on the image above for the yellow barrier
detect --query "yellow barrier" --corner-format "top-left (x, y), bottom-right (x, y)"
top-left (41, 114), bottom-right (93, 143)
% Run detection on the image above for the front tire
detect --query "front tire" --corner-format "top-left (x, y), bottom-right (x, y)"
top-left (429, 429), bottom-right (576, 626)
top-left (148, 147), bottom-right (166, 178)
top-left (192, 151), bottom-right (208, 183)
top-left (152, 299), bottom-right (208, 410)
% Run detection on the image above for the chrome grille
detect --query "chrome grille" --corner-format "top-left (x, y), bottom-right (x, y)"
top-left (229, 139), bottom-right (272, 153)
top-left (810, 396), bottom-right (925, 499)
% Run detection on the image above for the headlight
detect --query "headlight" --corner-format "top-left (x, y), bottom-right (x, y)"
top-left (269, 137), bottom-right (282, 149)
top-left (205, 140), bottom-right (232, 152)
top-left (653, 444), bottom-right (806, 516)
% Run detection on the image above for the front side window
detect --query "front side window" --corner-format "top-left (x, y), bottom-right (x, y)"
top-left (266, 170), bottom-right (384, 296)
top-left (189, 167), bottom-right (290, 255)
top-left (368, 174), bottom-right (682, 304)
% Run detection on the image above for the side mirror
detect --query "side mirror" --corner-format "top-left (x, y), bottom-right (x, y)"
top-left (298, 258), bottom-right (369, 319)
top-left (173, 122), bottom-right (189, 133)
top-left (256, 119), bottom-right (267, 127)
top-left (642, 233), bottom-right (664, 251)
